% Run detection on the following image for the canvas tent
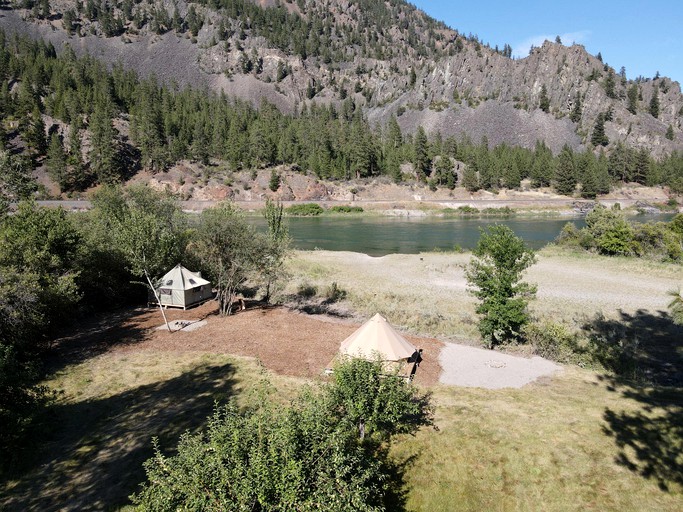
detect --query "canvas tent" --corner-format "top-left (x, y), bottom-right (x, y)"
top-left (150, 264), bottom-right (213, 309)
top-left (339, 313), bottom-right (417, 362)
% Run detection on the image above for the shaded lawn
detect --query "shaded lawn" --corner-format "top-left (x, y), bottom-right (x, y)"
top-left (392, 368), bottom-right (683, 512)
top-left (0, 352), bottom-right (277, 511)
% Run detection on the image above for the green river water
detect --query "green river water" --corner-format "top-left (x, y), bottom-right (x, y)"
top-left (249, 214), bottom-right (673, 256)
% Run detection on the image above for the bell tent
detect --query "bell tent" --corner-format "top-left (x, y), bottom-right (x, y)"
top-left (339, 313), bottom-right (417, 362)
top-left (150, 264), bottom-right (213, 309)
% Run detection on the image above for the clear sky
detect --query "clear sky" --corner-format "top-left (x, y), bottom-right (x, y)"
top-left (411, 0), bottom-right (683, 84)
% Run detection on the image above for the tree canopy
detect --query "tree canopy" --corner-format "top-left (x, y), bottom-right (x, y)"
top-left (466, 225), bottom-right (537, 345)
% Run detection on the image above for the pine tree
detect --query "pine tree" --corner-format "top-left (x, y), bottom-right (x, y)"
top-left (633, 148), bottom-right (651, 185)
top-left (603, 70), bottom-right (616, 98)
top-left (649, 88), bottom-right (660, 118)
top-left (570, 91), bottom-right (582, 123)
top-left (554, 144), bottom-right (576, 196)
top-left (539, 84), bottom-right (550, 113)
top-left (627, 84), bottom-right (639, 114)
top-left (530, 140), bottom-right (553, 188)
top-left (413, 126), bottom-right (429, 181)
top-left (577, 151), bottom-right (598, 199)
top-left (26, 107), bottom-right (47, 162)
top-left (666, 124), bottom-right (675, 141)
top-left (462, 164), bottom-right (479, 192)
top-left (46, 132), bottom-right (67, 189)
top-left (591, 113), bottom-right (609, 147)
top-left (89, 99), bottom-right (120, 184)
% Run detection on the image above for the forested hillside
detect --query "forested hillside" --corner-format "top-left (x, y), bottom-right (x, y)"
top-left (1, 32), bottom-right (683, 201)
top-left (2, 0), bottom-right (682, 158)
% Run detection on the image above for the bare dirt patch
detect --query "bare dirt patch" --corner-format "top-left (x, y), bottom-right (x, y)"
top-left (59, 302), bottom-right (445, 387)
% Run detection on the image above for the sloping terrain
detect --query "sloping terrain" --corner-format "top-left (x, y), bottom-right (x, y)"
top-left (1, 1), bottom-right (682, 155)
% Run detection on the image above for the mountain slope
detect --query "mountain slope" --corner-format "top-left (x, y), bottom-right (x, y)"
top-left (0, 0), bottom-right (681, 157)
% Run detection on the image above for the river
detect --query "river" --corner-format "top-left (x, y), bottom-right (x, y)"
top-left (247, 214), bottom-right (673, 256)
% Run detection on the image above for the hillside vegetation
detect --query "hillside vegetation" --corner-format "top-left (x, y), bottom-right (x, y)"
top-left (1, 0), bottom-right (682, 159)
top-left (2, 32), bottom-right (683, 204)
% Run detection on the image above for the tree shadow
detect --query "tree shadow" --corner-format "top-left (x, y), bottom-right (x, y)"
top-left (583, 308), bottom-right (683, 386)
top-left (584, 309), bottom-right (683, 492)
top-left (44, 307), bottom-right (155, 373)
top-left (1, 362), bottom-right (237, 511)
top-left (45, 303), bottom-right (219, 373)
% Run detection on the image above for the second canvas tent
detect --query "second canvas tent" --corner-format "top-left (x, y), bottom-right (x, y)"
top-left (339, 313), bottom-right (417, 362)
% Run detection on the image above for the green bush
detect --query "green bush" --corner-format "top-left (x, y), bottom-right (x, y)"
top-left (523, 321), bottom-right (594, 367)
top-left (132, 359), bottom-right (433, 510)
top-left (481, 206), bottom-right (514, 216)
top-left (296, 282), bottom-right (318, 298)
top-left (456, 205), bottom-right (479, 215)
top-left (324, 281), bottom-right (347, 302)
top-left (329, 205), bottom-right (364, 213)
top-left (285, 203), bottom-right (324, 216)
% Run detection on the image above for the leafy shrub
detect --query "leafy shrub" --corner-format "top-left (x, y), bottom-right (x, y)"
top-left (456, 205), bottom-right (479, 215)
top-left (132, 359), bottom-right (433, 510)
top-left (523, 321), bottom-right (594, 367)
top-left (285, 203), bottom-right (324, 216)
top-left (329, 205), bottom-right (364, 213)
top-left (296, 282), bottom-right (317, 298)
top-left (482, 206), bottom-right (514, 216)
top-left (585, 205), bottom-right (634, 255)
top-left (324, 281), bottom-right (347, 302)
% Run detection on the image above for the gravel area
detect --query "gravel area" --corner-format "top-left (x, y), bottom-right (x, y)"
top-left (438, 343), bottom-right (561, 389)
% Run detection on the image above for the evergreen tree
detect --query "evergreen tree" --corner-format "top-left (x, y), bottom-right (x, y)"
top-left (570, 91), bottom-right (582, 123)
top-left (462, 163), bottom-right (479, 192)
top-left (666, 125), bottom-right (675, 141)
top-left (633, 148), bottom-right (651, 185)
top-left (591, 113), bottom-right (609, 147)
top-left (627, 84), bottom-right (639, 114)
top-left (191, 118), bottom-right (210, 165)
top-left (530, 140), bottom-right (553, 188)
top-left (650, 88), bottom-right (660, 118)
top-left (554, 144), bottom-right (576, 196)
top-left (539, 84), bottom-right (550, 113)
top-left (577, 151), bottom-right (598, 199)
top-left (89, 99), bottom-right (120, 184)
top-left (413, 126), bottom-right (429, 181)
top-left (595, 150), bottom-right (612, 194)
top-left (25, 107), bottom-right (47, 161)
top-left (46, 132), bottom-right (66, 189)
top-left (603, 70), bottom-right (616, 98)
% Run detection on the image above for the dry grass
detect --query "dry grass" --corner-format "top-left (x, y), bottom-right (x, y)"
top-left (1, 352), bottom-right (298, 511)
top-left (2, 248), bottom-right (682, 510)
top-left (393, 369), bottom-right (682, 511)
top-left (285, 248), bottom-right (683, 342)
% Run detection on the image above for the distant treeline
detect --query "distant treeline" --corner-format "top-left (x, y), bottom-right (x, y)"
top-left (1, 32), bottom-right (683, 200)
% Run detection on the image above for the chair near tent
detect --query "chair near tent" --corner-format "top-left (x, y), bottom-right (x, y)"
top-left (333, 313), bottom-right (422, 379)
top-left (149, 264), bottom-right (214, 310)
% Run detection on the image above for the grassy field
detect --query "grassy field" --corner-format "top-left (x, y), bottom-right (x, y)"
top-left (394, 370), bottom-right (682, 511)
top-left (2, 248), bottom-right (682, 511)
top-left (285, 247), bottom-right (682, 341)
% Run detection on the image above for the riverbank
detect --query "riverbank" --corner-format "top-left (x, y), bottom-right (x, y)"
top-left (285, 247), bottom-right (683, 340)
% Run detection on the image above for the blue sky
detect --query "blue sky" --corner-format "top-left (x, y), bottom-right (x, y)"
top-left (411, 1), bottom-right (683, 84)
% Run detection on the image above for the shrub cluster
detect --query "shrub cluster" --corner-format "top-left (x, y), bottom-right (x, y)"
top-left (132, 359), bottom-right (433, 510)
top-left (329, 205), bottom-right (364, 213)
top-left (557, 206), bottom-right (683, 261)
top-left (285, 203), bottom-right (325, 216)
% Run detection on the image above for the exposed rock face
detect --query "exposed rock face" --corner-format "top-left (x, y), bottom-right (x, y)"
top-left (1, 3), bottom-right (681, 156)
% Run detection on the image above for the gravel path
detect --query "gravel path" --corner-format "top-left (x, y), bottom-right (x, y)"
top-left (438, 343), bottom-right (561, 389)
